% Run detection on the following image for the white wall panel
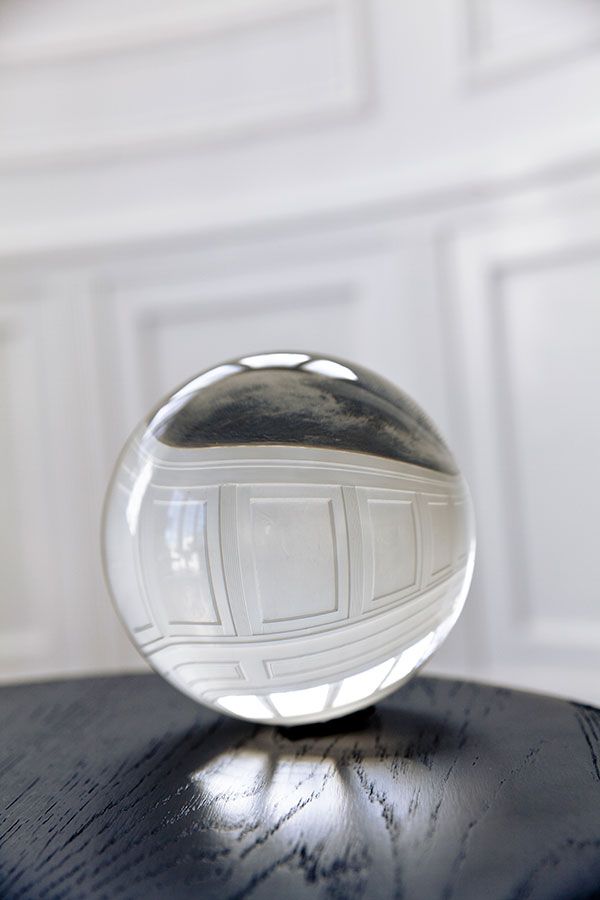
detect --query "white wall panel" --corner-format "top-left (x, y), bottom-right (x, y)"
top-left (0, 297), bottom-right (56, 670)
top-left (358, 490), bottom-right (419, 609)
top-left (464, 0), bottom-right (600, 80)
top-left (0, 0), bottom-right (366, 166)
top-left (0, 284), bottom-right (117, 679)
top-left (241, 487), bottom-right (346, 631)
top-left (445, 203), bottom-right (600, 701)
top-left (141, 485), bottom-right (235, 638)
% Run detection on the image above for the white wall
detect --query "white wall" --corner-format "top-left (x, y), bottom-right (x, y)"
top-left (1, 0), bottom-right (600, 703)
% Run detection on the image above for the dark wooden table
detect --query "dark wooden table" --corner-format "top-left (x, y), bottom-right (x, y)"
top-left (1, 674), bottom-right (599, 900)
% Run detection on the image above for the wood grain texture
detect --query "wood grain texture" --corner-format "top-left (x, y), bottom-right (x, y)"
top-left (1, 674), bottom-right (599, 900)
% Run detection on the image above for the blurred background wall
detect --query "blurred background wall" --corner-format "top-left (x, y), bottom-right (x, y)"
top-left (1, 0), bottom-right (600, 702)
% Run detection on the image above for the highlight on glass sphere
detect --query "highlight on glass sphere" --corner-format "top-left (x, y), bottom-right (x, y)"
top-left (102, 351), bottom-right (475, 726)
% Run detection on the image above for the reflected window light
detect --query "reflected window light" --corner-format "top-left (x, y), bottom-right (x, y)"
top-left (195, 749), bottom-right (265, 798)
top-left (217, 694), bottom-right (274, 720)
top-left (379, 632), bottom-right (437, 690)
top-left (174, 364), bottom-right (242, 397)
top-left (125, 459), bottom-right (153, 534)
top-left (302, 359), bottom-right (358, 380)
top-left (269, 683), bottom-right (330, 718)
top-left (166, 499), bottom-right (205, 574)
top-left (193, 748), bottom-right (266, 822)
top-left (266, 757), bottom-right (338, 813)
top-left (148, 364), bottom-right (242, 433)
top-left (332, 657), bottom-right (396, 709)
top-left (240, 353), bottom-right (310, 369)
top-left (453, 539), bottom-right (476, 617)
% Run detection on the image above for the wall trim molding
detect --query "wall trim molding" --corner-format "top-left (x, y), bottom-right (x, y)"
top-left (3, 126), bottom-right (600, 265)
top-left (0, 0), bottom-right (348, 67)
top-left (0, 0), bottom-right (368, 171)
top-left (461, 0), bottom-right (600, 85)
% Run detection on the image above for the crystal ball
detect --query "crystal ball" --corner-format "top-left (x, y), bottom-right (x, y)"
top-left (102, 352), bottom-right (475, 725)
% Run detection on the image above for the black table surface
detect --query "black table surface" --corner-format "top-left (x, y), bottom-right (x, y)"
top-left (1, 673), bottom-right (599, 900)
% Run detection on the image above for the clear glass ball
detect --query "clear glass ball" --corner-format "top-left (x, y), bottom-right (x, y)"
top-left (102, 352), bottom-right (475, 726)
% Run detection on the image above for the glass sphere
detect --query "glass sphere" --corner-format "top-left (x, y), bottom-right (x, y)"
top-left (102, 352), bottom-right (475, 726)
